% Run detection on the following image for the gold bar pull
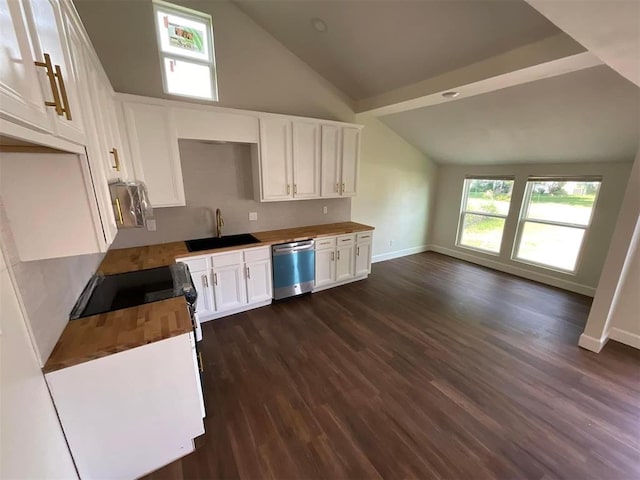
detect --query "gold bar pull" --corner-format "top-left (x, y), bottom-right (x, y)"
top-left (198, 351), bottom-right (204, 372)
top-left (286, 184), bottom-right (291, 195)
top-left (34, 53), bottom-right (63, 116)
top-left (337, 250), bottom-right (341, 260)
top-left (202, 274), bottom-right (208, 288)
top-left (331, 251), bottom-right (335, 261)
top-left (110, 148), bottom-right (120, 171)
top-left (293, 184), bottom-right (297, 195)
top-left (342, 183), bottom-right (346, 193)
top-left (357, 246), bottom-right (360, 256)
top-left (114, 197), bottom-right (124, 225)
top-left (53, 64), bottom-right (72, 120)
top-left (246, 266), bottom-right (251, 279)
top-left (336, 183), bottom-right (339, 192)
top-left (213, 273), bottom-right (218, 286)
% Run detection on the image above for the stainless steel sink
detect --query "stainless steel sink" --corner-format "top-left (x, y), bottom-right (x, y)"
top-left (185, 234), bottom-right (261, 252)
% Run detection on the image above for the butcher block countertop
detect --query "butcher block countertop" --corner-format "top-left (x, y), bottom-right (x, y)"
top-left (43, 297), bottom-right (193, 373)
top-left (99, 221), bottom-right (374, 275)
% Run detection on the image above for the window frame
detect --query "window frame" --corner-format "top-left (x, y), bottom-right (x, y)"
top-left (455, 176), bottom-right (515, 255)
top-left (511, 176), bottom-right (602, 274)
top-left (152, 0), bottom-right (218, 101)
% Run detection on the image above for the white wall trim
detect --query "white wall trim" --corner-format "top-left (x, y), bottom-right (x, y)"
top-left (430, 245), bottom-right (596, 296)
top-left (608, 328), bottom-right (640, 349)
top-left (578, 333), bottom-right (608, 353)
top-left (372, 245), bottom-right (431, 263)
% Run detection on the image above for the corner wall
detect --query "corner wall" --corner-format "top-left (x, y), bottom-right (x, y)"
top-left (430, 161), bottom-right (632, 295)
top-left (351, 114), bottom-right (438, 261)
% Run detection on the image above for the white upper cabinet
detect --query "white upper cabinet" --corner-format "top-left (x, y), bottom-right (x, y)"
top-left (291, 121), bottom-right (320, 199)
top-left (26, 0), bottom-right (85, 144)
top-left (259, 117), bottom-right (293, 201)
top-left (121, 101), bottom-right (185, 207)
top-left (0, 0), bottom-right (51, 132)
top-left (320, 125), bottom-right (341, 197)
top-left (340, 127), bottom-right (360, 197)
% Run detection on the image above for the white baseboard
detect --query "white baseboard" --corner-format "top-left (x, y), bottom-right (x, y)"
top-left (430, 245), bottom-right (595, 297)
top-left (578, 333), bottom-right (608, 353)
top-left (372, 245), bottom-right (431, 263)
top-left (609, 328), bottom-right (640, 349)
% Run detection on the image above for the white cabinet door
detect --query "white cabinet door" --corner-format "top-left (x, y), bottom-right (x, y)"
top-left (315, 248), bottom-right (336, 288)
top-left (355, 241), bottom-right (372, 276)
top-left (246, 259), bottom-right (273, 304)
top-left (122, 102), bottom-right (185, 207)
top-left (259, 117), bottom-right (292, 200)
top-left (213, 264), bottom-right (247, 312)
top-left (336, 244), bottom-right (355, 282)
top-left (26, 0), bottom-right (85, 144)
top-left (291, 121), bottom-right (320, 199)
top-left (341, 127), bottom-right (360, 196)
top-left (0, 0), bottom-right (51, 132)
top-left (191, 269), bottom-right (216, 319)
top-left (320, 125), bottom-right (341, 198)
top-left (63, 11), bottom-right (117, 248)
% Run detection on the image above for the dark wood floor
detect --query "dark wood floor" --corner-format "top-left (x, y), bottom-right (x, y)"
top-left (144, 252), bottom-right (640, 480)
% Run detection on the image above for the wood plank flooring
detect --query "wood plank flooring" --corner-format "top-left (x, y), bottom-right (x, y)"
top-left (144, 252), bottom-right (640, 480)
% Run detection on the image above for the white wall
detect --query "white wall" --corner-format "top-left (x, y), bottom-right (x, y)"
top-left (351, 114), bottom-right (438, 261)
top-left (579, 149), bottom-right (640, 351)
top-left (0, 196), bottom-right (103, 364)
top-left (75, 0), bottom-right (355, 122)
top-left (0, 241), bottom-right (78, 479)
top-left (113, 141), bottom-right (351, 248)
top-left (430, 161), bottom-right (632, 295)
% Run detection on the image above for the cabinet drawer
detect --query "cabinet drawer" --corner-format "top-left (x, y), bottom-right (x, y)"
top-left (336, 234), bottom-right (356, 245)
top-left (179, 256), bottom-right (209, 272)
top-left (211, 251), bottom-right (243, 268)
top-left (356, 231), bottom-right (373, 242)
top-left (244, 246), bottom-right (270, 263)
top-left (315, 236), bottom-right (336, 249)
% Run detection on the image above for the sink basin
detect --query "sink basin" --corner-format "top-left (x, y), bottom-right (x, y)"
top-left (185, 234), bottom-right (261, 252)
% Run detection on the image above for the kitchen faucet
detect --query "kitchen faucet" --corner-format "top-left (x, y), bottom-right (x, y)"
top-left (215, 208), bottom-right (224, 238)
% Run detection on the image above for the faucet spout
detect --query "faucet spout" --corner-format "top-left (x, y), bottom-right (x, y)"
top-left (215, 208), bottom-right (224, 238)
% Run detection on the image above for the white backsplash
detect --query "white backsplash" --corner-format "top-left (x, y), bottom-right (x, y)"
top-left (112, 140), bottom-right (352, 249)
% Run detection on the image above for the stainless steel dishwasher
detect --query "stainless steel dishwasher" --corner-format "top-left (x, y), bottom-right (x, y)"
top-left (271, 239), bottom-right (315, 300)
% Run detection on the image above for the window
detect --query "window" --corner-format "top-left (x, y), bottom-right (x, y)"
top-left (153, 0), bottom-right (217, 100)
top-left (513, 178), bottom-right (601, 272)
top-left (457, 178), bottom-right (515, 254)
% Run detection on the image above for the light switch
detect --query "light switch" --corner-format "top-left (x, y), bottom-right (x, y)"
top-left (146, 219), bottom-right (157, 231)
top-left (323, 206), bottom-right (328, 214)
top-left (249, 212), bottom-right (258, 221)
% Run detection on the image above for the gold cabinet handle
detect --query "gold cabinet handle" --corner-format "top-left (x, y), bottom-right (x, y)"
top-left (114, 197), bottom-right (124, 225)
top-left (342, 183), bottom-right (345, 193)
top-left (53, 64), bottom-right (72, 120)
top-left (293, 184), bottom-right (297, 195)
top-left (202, 274), bottom-right (208, 288)
top-left (336, 182), bottom-right (339, 192)
top-left (286, 184), bottom-right (291, 195)
top-left (331, 251), bottom-right (335, 261)
top-left (357, 246), bottom-right (360, 256)
top-left (110, 147), bottom-right (120, 171)
top-left (213, 273), bottom-right (218, 286)
top-left (246, 266), bottom-right (251, 279)
top-left (198, 351), bottom-right (203, 372)
top-left (337, 250), bottom-right (341, 260)
top-left (34, 53), bottom-right (63, 116)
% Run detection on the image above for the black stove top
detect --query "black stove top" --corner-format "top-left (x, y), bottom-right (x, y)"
top-left (70, 263), bottom-right (196, 319)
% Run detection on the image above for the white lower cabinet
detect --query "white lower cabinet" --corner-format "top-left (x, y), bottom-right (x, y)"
top-left (314, 232), bottom-right (373, 292)
top-left (45, 332), bottom-right (204, 480)
top-left (179, 246), bottom-right (272, 322)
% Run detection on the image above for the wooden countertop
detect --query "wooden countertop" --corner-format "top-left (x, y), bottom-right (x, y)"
top-left (43, 297), bottom-right (193, 373)
top-left (99, 222), bottom-right (374, 274)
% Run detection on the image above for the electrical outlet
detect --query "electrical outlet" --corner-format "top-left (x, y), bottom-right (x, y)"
top-left (249, 212), bottom-right (258, 221)
top-left (146, 219), bottom-right (157, 231)
top-left (323, 206), bottom-right (328, 214)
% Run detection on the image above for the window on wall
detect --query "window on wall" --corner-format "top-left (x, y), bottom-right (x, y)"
top-left (513, 178), bottom-right (602, 272)
top-left (457, 178), bottom-right (515, 254)
top-left (153, 0), bottom-right (218, 100)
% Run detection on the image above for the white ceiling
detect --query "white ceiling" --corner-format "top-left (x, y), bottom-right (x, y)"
top-left (233, 0), bottom-right (562, 101)
top-left (380, 65), bottom-right (640, 165)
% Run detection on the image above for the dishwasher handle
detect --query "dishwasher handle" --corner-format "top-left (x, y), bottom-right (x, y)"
top-left (273, 240), bottom-right (315, 255)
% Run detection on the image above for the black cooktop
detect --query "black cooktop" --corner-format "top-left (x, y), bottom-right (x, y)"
top-left (70, 264), bottom-right (196, 319)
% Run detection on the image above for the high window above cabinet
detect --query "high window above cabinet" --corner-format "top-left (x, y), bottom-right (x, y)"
top-left (255, 116), bottom-right (362, 202)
